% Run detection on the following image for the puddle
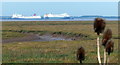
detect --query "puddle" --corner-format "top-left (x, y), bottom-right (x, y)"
top-left (34, 35), bottom-right (72, 41)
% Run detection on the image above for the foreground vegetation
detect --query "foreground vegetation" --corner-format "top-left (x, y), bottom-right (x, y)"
top-left (2, 40), bottom-right (118, 63)
top-left (2, 21), bottom-right (118, 63)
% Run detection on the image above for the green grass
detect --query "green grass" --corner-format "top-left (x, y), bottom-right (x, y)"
top-left (2, 40), bottom-right (118, 63)
top-left (2, 21), bottom-right (118, 38)
top-left (2, 21), bottom-right (119, 63)
top-left (2, 31), bottom-right (26, 39)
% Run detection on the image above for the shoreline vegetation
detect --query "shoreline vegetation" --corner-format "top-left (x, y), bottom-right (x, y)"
top-left (2, 21), bottom-right (118, 63)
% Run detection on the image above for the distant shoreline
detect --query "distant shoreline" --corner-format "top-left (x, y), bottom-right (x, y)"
top-left (0, 20), bottom-right (119, 22)
top-left (0, 15), bottom-right (119, 22)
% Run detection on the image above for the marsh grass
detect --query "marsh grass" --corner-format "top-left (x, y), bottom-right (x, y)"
top-left (2, 21), bottom-right (118, 63)
top-left (2, 39), bottom-right (118, 63)
top-left (2, 31), bottom-right (26, 39)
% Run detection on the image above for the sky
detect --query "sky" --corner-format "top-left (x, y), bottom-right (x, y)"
top-left (2, 2), bottom-right (118, 16)
top-left (2, 0), bottom-right (119, 2)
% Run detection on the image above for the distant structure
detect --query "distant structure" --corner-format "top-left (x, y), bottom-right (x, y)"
top-left (76, 47), bottom-right (85, 64)
top-left (12, 14), bottom-right (41, 19)
top-left (43, 13), bottom-right (70, 18)
top-left (93, 18), bottom-right (106, 35)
